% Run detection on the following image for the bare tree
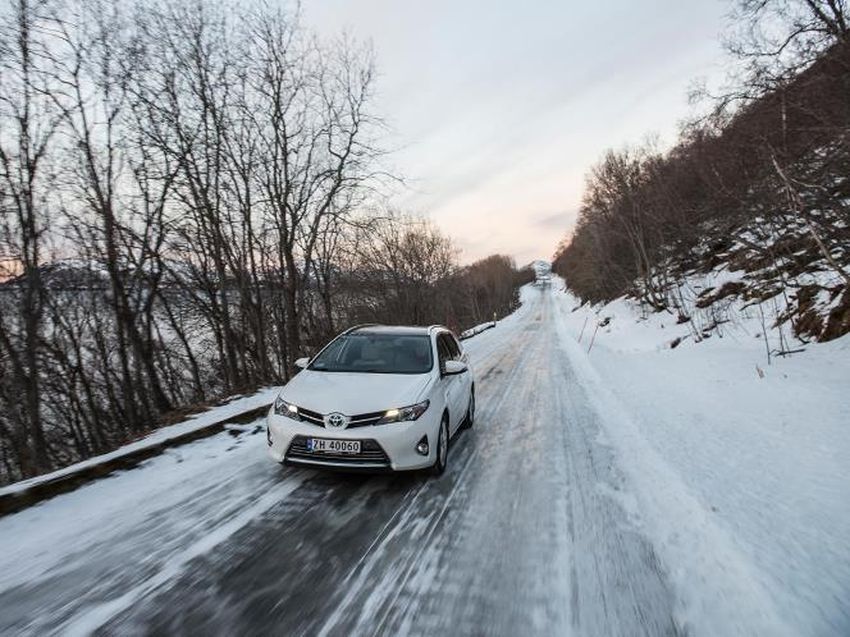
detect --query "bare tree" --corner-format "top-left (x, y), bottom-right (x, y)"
top-left (554, 6), bottom-right (850, 343)
top-left (0, 0), bottom-right (530, 485)
top-left (723, 0), bottom-right (848, 101)
top-left (48, 0), bottom-right (174, 429)
top-left (246, 6), bottom-right (383, 373)
top-left (0, 0), bottom-right (65, 476)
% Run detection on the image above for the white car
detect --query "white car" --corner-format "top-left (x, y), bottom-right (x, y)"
top-left (267, 324), bottom-right (475, 475)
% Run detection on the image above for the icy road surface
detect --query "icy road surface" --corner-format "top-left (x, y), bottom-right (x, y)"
top-left (0, 286), bottom-right (814, 636)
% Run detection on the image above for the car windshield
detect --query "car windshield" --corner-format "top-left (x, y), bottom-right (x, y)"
top-left (308, 333), bottom-right (433, 374)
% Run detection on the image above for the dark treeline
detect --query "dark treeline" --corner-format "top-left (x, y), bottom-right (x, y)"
top-left (553, 0), bottom-right (850, 339)
top-left (340, 221), bottom-right (532, 331)
top-left (0, 0), bottom-right (530, 483)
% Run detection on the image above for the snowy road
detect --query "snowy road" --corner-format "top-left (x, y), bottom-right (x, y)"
top-left (0, 286), bottom-right (788, 635)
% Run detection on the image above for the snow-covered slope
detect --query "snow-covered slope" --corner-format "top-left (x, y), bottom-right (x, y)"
top-left (551, 276), bottom-right (850, 635)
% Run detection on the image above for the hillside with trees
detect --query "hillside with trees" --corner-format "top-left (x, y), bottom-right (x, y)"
top-left (553, 0), bottom-right (850, 345)
top-left (0, 0), bottom-right (531, 483)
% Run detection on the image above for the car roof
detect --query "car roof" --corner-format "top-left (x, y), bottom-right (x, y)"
top-left (347, 324), bottom-right (445, 336)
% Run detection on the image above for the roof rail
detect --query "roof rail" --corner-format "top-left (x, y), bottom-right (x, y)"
top-left (427, 324), bottom-right (447, 333)
top-left (344, 323), bottom-right (380, 334)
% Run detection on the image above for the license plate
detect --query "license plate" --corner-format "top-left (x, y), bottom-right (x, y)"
top-left (307, 438), bottom-right (361, 454)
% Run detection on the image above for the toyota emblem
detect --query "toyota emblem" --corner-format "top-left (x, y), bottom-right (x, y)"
top-left (325, 412), bottom-right (348, 429)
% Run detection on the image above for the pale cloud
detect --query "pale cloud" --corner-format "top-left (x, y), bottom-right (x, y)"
top-left (304, 0), bottom-right (728, 265)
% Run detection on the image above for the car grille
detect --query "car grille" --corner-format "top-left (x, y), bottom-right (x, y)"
top-left (298, 407), bottom-right (325, 426)
top-left (296, 407), bottom-right (385, 429)
top-left (285, 436), bottom-right (390, 466)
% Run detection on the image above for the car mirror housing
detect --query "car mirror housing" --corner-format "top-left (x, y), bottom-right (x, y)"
top-left (294, 357), bottom-right (310, 369)
top-left (443, 360), bottom-right (467, 376)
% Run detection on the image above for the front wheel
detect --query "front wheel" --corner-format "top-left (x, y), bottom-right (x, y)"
top-left (431, 415), bottom-right (449, 476)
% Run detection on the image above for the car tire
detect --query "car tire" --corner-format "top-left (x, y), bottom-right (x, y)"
top-left (431, 415), bottom-right (449, 476)
top-left (462, 388), bottom-right (475, 429)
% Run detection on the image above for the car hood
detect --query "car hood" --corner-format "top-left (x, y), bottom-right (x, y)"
top-left (281, 370), bottom-right (434, 415)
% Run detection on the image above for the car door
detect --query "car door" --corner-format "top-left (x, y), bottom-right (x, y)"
top-left (437, 332), bottom-right (465, 432)
top-left (446, 333), bottom-right (471, 428)
top-left (450, 333), bottom-right (472, 399)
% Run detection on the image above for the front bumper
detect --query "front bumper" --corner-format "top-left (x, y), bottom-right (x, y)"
top-left (266, 408), bottom-right (438, 472)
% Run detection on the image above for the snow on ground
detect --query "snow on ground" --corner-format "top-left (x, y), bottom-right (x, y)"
top-left (1, 280), bottom-right (847, 636)
top-left (551, 276), bottom-right (850, 636)
top-left (0, 387), bottom-right (280, 497)
top-left (0, 416), bottom-right (304, 635)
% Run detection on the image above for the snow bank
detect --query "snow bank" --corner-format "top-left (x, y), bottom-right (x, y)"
top-left (551, 277), bottom-right (850, 636)
top-left (0, 387), bottom-right (280, 500)
top-left (459, 320), bottom-right (496, 340)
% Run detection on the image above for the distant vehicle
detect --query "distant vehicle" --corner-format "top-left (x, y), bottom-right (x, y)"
top-left (534, 274), bottom-right (551, 287)
top-left (267, 325), bottom-right (475, 475)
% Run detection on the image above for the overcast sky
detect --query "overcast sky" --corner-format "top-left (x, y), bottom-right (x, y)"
top-left (304, 1), bottom-right (730, 265)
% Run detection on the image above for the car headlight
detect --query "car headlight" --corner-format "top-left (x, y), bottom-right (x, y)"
top-left (376, 399), bottom-right (430, 425)
top-left (274, 396), bottom-right (300, 420)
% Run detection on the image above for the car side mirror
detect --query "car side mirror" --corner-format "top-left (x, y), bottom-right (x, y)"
top-left (443, 360), bottom-right (467, 376)
top-left (294, 357), bottom-right (310, 370)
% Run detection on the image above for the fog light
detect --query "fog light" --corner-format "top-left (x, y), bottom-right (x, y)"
top-left (415, 436), bottom-right (429, 456)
